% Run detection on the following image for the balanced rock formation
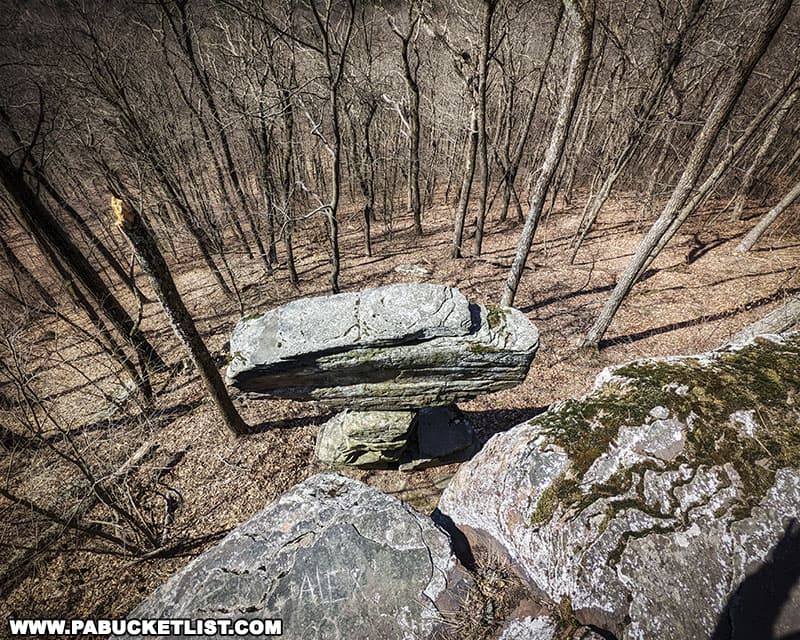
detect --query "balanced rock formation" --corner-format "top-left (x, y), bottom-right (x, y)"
top-left (226, 283), bottom-right (539, 409)
top-left (115, 474), bottom-right (469, 640)
top-left (315, 410), bottom-right (416, 467)
top-left (227, 283), bottom-right (538, 469)
top-left (438, 333), bottom-right (800, 639)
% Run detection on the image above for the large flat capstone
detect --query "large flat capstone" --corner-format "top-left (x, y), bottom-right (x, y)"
top-left (115, 473), bottom-right (468, 640)
top-left (226, 284), bottom-right (539, 409)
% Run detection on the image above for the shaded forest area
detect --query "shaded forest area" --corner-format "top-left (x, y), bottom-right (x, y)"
top-left (1, 0), bottom-right (799, 626)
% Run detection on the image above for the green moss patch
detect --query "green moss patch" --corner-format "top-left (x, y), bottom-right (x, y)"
top-left (527, 335), bottom-right (800, 519)
top-left (486, 305), bottom-right (509, 330)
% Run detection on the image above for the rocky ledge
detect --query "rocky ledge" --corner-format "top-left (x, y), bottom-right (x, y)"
top-left (439, 333), bottom-right (800, 639)
top-left (226, 283), bottom-right (539, 409)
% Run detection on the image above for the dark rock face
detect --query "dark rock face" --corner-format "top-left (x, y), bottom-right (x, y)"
top-left (226, 284), bottom-right (539, 409)
top-left (398, 406), bottom-right (478, 472)
top-left (438, 334), bottom-right (800, 639)
top-left (115, 474), bottom-right (469, 640)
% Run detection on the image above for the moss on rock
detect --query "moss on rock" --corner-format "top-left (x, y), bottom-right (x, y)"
top-left (528, 334), bottom-right (800, 515)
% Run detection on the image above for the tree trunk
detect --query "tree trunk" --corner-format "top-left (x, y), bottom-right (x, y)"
top-left (392, 10), bottom-right (423, 236)
top-left (473, 0), bottom-right (497, 256)
top-left (733, 294), bottom-right (800, 342)
top-left (731, 86), bottom-right (799, 221)
top-left (0, 234), bottom-right (57, 308)
top-left (499, 4), bottom-right (564, 224)
top-left (635, 73), bottom-right (798, 278)
top-left (280, 86), bottom-right (299, 287)
top-left (112, 196), bottom-right (249, 437)
top-left (501, 0), bottom-right (595, 306)
top-left (452, 106), bottom-right (479, 258)
top-left (0, 153), bottom-right (164, 375)
top-left (258, 85), bottom-right (279, 268)
top-left (735, 178), bottom-right (800, 252)
top-left (311, 0), bottom-right (355, 294)
top-left (581, 0), bottom-right (792, 348)
top-left (171, 2), bottom-right (272, 272)
top-left (570, 0), bottom-right (706, 263)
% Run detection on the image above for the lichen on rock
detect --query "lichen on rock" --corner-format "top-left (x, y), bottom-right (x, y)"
top-left (115, 474), bottom-right (471, 640)
top-left (439, 333), bottom-right (800, 639)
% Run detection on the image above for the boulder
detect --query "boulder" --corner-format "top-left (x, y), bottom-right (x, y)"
top-left (315, 407), bottom-right (477, 470)
top-left (315, 410), bottom-right (415, 467)
top-left (496, 616), bottom-right (604, 640)
top-left (497, 616), bottom-right (559, 640)
top-left (438, 334), bottom-right (800, 639)
top-left (226, 283), bottom-right (539, 409)
top-left (115, 474), bottom-right (469, 640)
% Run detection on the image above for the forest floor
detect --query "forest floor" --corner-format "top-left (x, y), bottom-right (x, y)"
top-left (1, 191), bottom-right (799, 624)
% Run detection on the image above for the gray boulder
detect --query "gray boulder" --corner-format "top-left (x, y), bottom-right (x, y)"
top-left (226, 283), bottom-right (539, 409)
top-left (496, 616), bottom-right (605, 640)
top-left (439, 334), bottom-right (800, 639)
top-left (116, 474), bottom-right (468, 640)
top-left (315, 410), bottom-right (415, 467)
top-left (315, 406), bottom-right (477, 470)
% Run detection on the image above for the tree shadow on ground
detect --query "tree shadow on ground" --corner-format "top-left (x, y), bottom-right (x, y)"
top-left (462, 406), bottom-right (550, 440)
top-left (749, 241), bottom-right (800, 252)
top-left (248, 411), bottom-right (333, 434)
top-left (599, 286), bottom-right (800, 348)
top-left (520, 268), bottom-right (663, 312)
top-left (75, 400), bottom-right (202, 439)
top-left (711, 518), bottom-right (800, 639)
top-left (686, 235), bottom-right (729, 264)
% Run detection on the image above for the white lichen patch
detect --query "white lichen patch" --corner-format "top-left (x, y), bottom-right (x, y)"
top-left (662, 382), bottom-right (690, 396)
top-left (649, 405), bottom-right (670, 420)
top-left (583, 417), bottom-right (685, 487)
top-left (729, 409), bottom-right (759, 436)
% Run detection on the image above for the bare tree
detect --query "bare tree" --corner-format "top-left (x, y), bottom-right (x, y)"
top-left (496, 3), bottom-right (564, 224)
top-left (0, 233), bottom-right (56, 309)
top-left (0, 152), bottom-right (164, 391)
top-left (735, 177), bottom-right (800, 252)
top-left (569, 0), bottom-right (707, 262)
top-left (112, 196), bottom-right (249, 437)
top-left (501, 0), bottom-right (595, 306)
top-left (581, 0), bottom-right (792, 348)
top-left (730, 86), bottom-right (800, 221)
top-left (389, 3), bottom-right (424, 236)
top-left (472, 0), bottom-right (499, 256)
